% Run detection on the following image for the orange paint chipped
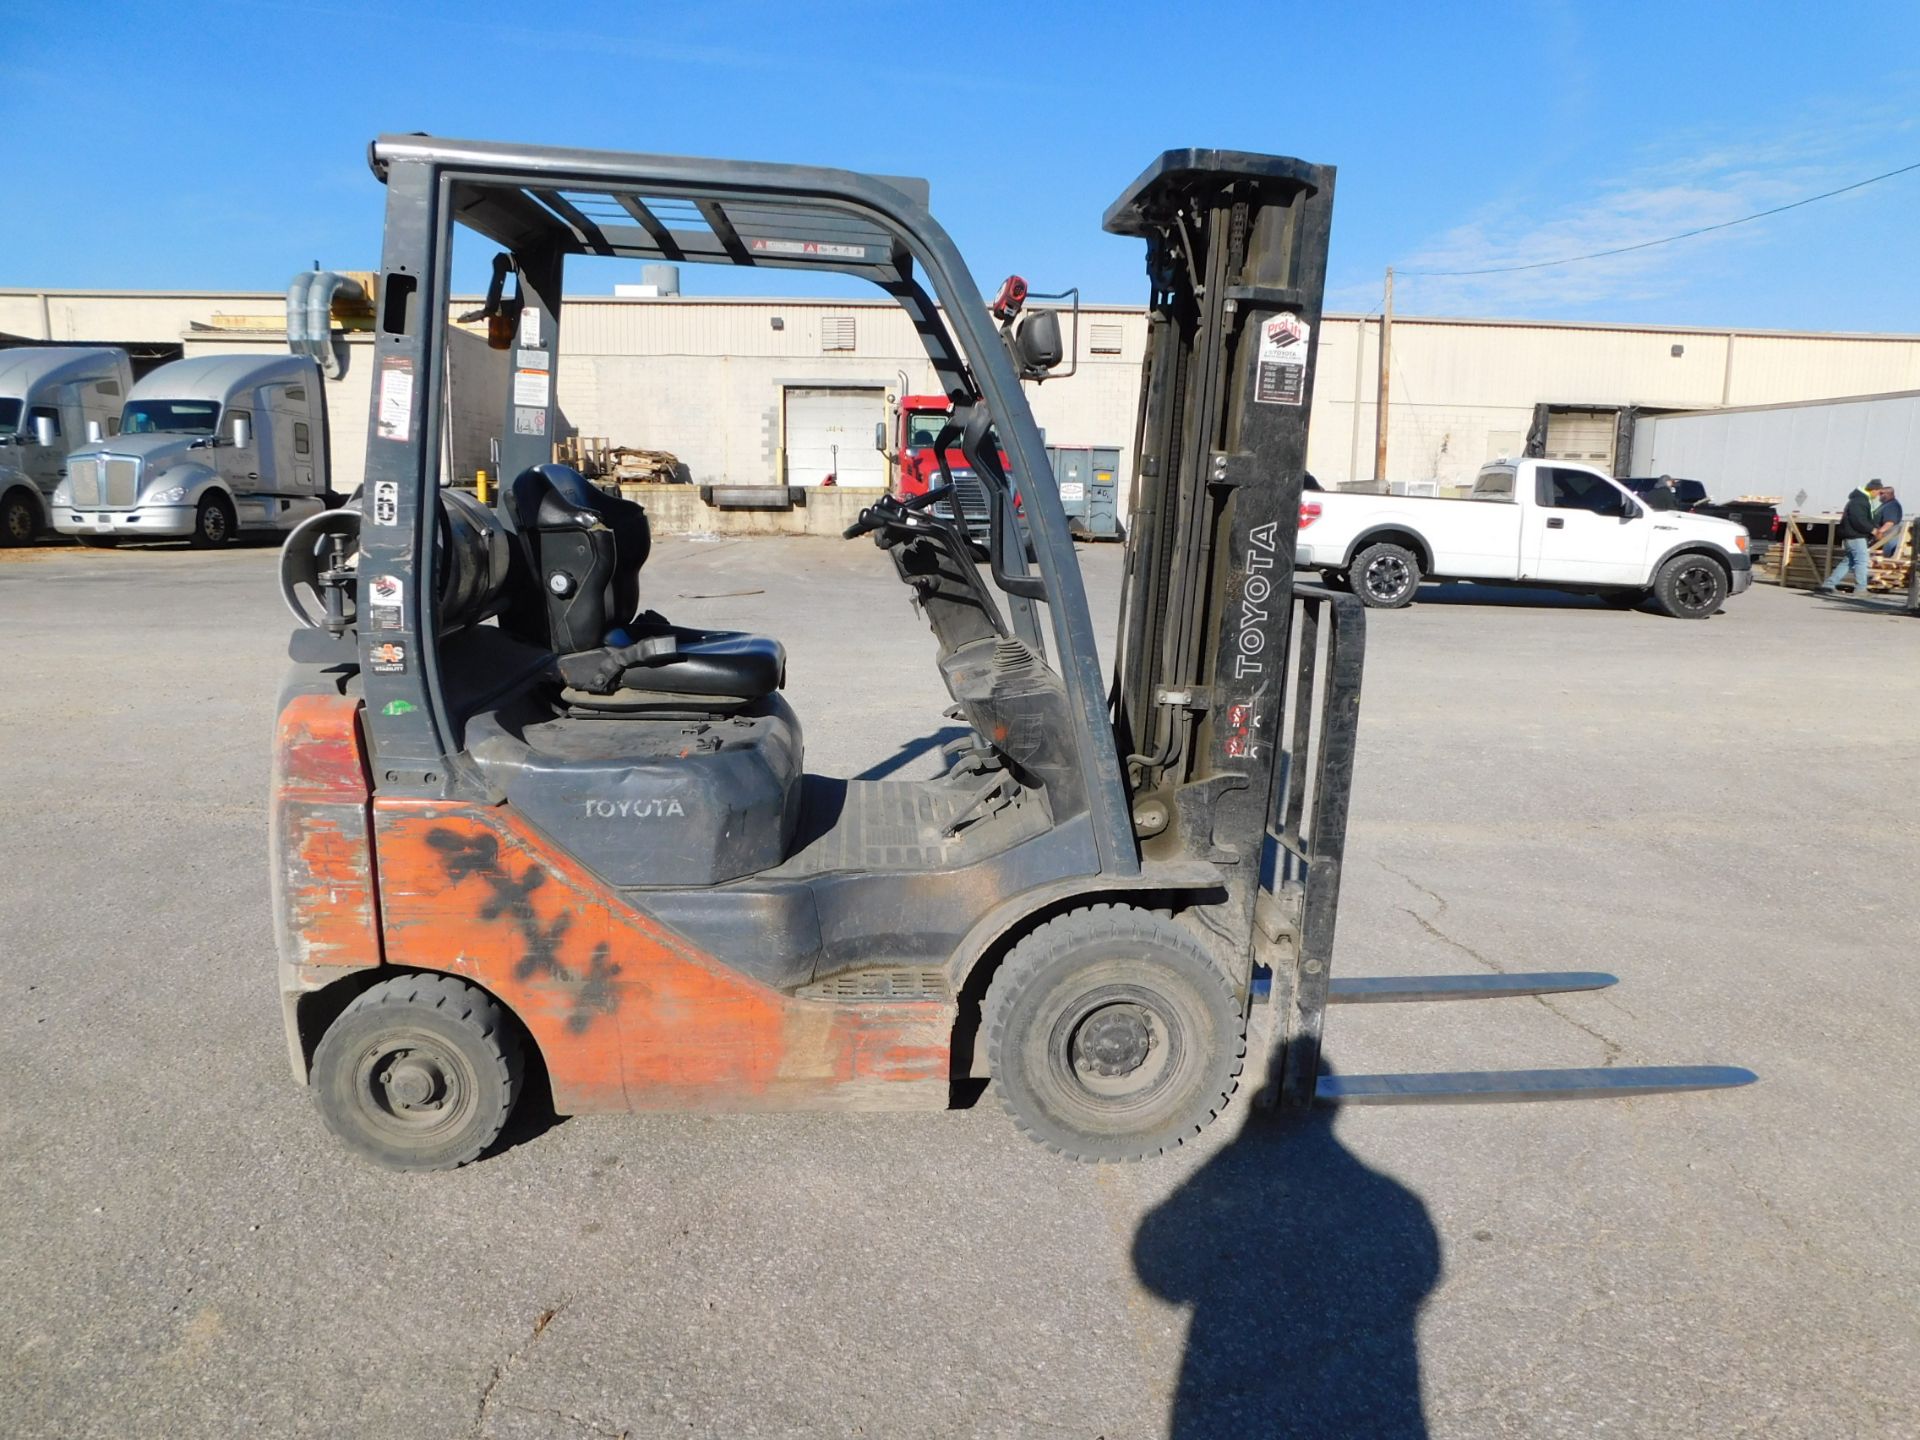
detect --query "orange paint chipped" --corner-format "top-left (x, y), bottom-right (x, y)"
top-left (271, 694), bottom-right (381, 970)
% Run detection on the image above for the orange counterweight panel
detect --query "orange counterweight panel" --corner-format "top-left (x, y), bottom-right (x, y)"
top-left (372, 801), bottom-right (955, 1116)
top-left (271, 694), bottom-right (382, 971)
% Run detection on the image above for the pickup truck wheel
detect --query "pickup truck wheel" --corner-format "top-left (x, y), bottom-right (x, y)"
top-left (1352, 541), bottom-right (1422, 608)
top-left (1652, 553), bottom-right (1727, 619)
top-left (189, 494), bottom-right (235, 549)
top-left (1, 487), bottom-right (37, 546)
top-left (985, 905), bottom-right (1244, 1162)
top-left (311, 973), bottom-right (524, 1171)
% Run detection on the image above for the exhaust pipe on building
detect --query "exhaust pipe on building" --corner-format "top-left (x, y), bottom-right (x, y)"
top-left (286, 269), bottom-right (371, 380)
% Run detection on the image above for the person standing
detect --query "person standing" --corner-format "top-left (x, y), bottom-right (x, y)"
top-left (1874, 485), bottom-right (1904, 558)
top-left (1815, 480), bottom-right (1893, 595)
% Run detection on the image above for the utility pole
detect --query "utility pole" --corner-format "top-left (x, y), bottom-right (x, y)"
top-left (1374, 265), bottom-right (1393, 482)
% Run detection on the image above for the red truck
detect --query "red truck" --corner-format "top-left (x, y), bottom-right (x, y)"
top-left (878, 392), bottom-right (999, 548)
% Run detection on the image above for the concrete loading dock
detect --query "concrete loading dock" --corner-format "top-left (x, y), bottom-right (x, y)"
top-left (2, 537), bottom-right (1915, 1437)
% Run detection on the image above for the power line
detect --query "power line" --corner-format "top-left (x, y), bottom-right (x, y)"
top-left (1399, 158), bottom-right (1920, 278)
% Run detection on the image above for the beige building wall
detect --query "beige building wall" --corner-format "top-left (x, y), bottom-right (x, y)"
top-left (10, 286), bottom-right (1920, 500)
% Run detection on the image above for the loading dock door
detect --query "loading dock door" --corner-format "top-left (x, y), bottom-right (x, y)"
top-left (1544, 409), bottom-right (1617, 470)
top-left (784, 386), bottom-right (885, 487)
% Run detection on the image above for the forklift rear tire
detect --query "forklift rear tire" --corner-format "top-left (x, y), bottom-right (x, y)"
top-left (1351, 541), bottom-right (1421, 608)
top-left (311, 973), bottom-right (524, 1171)
top-left (985, 906), bottom-right (1244, 1162)
top-left (190, 494), bottom-right (236, 549)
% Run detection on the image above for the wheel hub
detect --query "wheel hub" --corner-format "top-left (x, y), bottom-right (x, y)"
top-left (1073, 1004), bottom-right (1156, 1077)
top-left (381, 1051), bottom-right (447, 1109)
top-left (1366, 556), bottom-right (1409, 598)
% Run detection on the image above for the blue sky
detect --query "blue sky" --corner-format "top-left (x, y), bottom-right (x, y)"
top-left (2, 0), bottom-right (1916, 330)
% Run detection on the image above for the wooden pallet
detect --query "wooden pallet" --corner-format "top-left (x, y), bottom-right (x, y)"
top-left (1766, 514), bottom-right (1912, 592)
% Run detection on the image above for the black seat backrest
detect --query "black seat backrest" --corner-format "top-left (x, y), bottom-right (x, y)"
top-left (498, 464), bottom-right (651, 652)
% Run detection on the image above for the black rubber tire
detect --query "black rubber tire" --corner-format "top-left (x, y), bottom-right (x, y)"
top-left (985, 905), bottom-right (1245, 1162)
top-left (189, 493), bottom-right (236, 549)
top-left (1, 487), bottom-right (37, 547)
top-left (1351, 541), bottom-right (1422, 608)
top-left (1651, 552), bottom-right (1728, 619)
top-left (311, 973), bottom-right (524, 1171)
top-left (78, 535), bottom-right (120, 549)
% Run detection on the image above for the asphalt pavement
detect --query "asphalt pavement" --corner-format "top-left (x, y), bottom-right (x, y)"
top-left (2, 536), bottom-right (1916, 1439)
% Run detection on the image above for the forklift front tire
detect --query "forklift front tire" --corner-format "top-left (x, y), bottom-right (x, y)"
top-left (986, 906), bottom-right (1244, 1162)
top-left (311, 973), bottom-right (525, 1171)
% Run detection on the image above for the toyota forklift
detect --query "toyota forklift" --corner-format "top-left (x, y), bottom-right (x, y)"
top-left (272, 135), bottom-right (1753, 1170)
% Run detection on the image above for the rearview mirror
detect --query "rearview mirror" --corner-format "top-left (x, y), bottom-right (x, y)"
top-left (231, 415), bottom-right (252, 449)
top-left (874, 420), bottom-right (886, 452)
top-left (1014, 310), bottom-right (1064, 376)
top-left (32, 415), bottom-right (55, 448)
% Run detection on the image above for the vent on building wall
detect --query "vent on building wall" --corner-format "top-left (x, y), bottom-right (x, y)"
top-left (1090, 322), bottom-right (1123, 354)
top-left (820, 316), bottom-right (856, 352)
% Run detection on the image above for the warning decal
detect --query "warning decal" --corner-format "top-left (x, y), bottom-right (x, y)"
top-left (1255, 314), bottom-right (1310, 406)
top-left (369, 573), bottom-right (405, 630)
top-left (513, 407), bottom-right (547, 436)
top-left (513, 368), bottom-right (550, 409)
top-left (370, 640), bottom-right (408, 674)
top-left (373, 480), bottom-right (398, 527)
top-left (376, 357), bottom-right (415, 441)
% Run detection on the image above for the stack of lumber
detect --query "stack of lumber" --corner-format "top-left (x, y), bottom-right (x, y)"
top-left (607, 447), bottom-right (684, 493)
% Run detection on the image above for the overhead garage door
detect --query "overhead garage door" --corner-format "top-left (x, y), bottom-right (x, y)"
top-left (1544, 409), bottom-right (1617, 470)
top-left (785, 386), bottom-right (885, 487)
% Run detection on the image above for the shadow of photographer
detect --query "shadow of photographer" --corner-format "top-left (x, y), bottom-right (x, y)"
top-left (1134, 1063), bottom-right (1440, 1438)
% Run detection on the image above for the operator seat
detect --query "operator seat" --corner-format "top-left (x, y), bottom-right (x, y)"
top-left (499, 464), bottom-right (786, 715)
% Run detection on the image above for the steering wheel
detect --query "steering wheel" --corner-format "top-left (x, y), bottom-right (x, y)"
top-left (841, 482), bottom-right (957, 540)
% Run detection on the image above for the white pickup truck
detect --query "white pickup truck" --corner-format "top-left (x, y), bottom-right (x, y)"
top-left (1297, 458), bottom-right (1752, 619)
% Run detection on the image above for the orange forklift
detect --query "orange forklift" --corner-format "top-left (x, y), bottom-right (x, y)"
top-left (272, 136), bottom-right (1752, 1169)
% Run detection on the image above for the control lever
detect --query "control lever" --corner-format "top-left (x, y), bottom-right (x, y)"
top-left (840, 484), bottom-right (957, 540)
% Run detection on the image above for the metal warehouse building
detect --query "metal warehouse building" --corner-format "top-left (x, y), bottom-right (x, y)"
top-left (6, 286), bottom-right (1920, 501)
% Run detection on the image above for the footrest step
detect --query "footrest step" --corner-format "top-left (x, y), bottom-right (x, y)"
top-left (797, 967), bottom-right (951, 1002)
top-left (1315, 1065), bottom-right (1758, 1105)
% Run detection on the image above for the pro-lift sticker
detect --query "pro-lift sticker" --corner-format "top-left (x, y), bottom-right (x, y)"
top-left (376, 357), bottom-right (415, 441)
top-left (1255, 314), bottom-right (1310, 405)
top-left (371, 640), bottom-right (408, 674)
top-left (368, 573), bottom-right (404, 630)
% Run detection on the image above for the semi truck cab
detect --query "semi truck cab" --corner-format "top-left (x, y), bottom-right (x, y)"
top-left (53, 354), bottom-right (331, 547)
top-left (0, 346), bottom-right (134, 545)
top-left (879, 393), bottom-right (1014, 547)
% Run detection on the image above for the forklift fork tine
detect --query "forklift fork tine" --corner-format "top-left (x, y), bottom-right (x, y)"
top-left (1326, 972), bottom-right (1616, 1003)
top-left (1312, 1065), bottom-right (1759, 1106)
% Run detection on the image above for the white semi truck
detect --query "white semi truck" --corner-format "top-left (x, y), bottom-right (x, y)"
top-left (53, 354), bottom-right (331, 547)
top-left (1296, 458), bottom-right (1754, 619)
top-left (0, 346), bottom-right (134, 545)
